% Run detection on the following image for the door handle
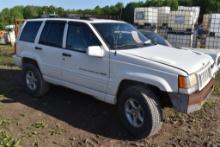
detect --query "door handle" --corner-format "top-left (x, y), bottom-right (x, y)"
top-left (35, 46), bottom-right (42, 51)
top-left (62, 53), bottom-right (72, 57)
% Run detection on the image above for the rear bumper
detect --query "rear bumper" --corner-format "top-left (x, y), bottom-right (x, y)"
top-left (169, 79), bottom-right (214, 113)
top-left (13, 55), bottom-right (22, 67)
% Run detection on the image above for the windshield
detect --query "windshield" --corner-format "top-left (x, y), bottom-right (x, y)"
top-left (140, 30), bottom-right (173, 47)
top-left (93, 23), bottom-right (151, 50)
top-left (142, 32), bottom-right (167, 45)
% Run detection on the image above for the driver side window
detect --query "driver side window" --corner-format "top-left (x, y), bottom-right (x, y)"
top-left (66, 22), bottom-right (101, 53)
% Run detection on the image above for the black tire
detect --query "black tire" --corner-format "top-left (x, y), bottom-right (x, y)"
top-left (118, 85), bottom-right (162, 138)
top-left (23, 63), bottom-right (49, 97)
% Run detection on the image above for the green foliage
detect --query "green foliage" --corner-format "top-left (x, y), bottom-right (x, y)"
top-left (164, 0), bottom-right (179, 10)
top-left (214, 72), bottom-right (220, 95)
top-left (23, 6), bottom-right (40, 19)
top-left (31, 121), bottom-right (47, 129)
top-left (0, 45), bottom-right (15, 66)
top-left (0, 131), bottom-right (21, 147)
top-left (122, 2), bottom-right (144, 23)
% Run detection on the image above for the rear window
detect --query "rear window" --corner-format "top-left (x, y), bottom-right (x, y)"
top-left (20, 21), bottom-right (42, 42)
top-left (39, 21), bottom-right (65, 48)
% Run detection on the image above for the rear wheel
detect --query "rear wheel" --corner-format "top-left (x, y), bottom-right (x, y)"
top-left (118, 85), bottom-right (162, 138)
top-left (23, 63), bottom-right (49, 97)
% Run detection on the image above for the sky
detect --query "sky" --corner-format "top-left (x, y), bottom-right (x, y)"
top-left (0, 0), bottom-right (138, 11)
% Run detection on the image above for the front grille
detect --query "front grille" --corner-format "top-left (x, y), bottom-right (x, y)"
top-left (198, 67), bottom-right (212, 90)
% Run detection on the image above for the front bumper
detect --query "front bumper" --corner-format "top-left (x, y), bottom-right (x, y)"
top-left (169, 79), bottom-right (214, 113)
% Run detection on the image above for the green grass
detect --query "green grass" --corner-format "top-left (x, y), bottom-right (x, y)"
top-left (214, 71), bottom-right (220, 95)
top-left (31, 121), bottom-right (47, 129)
top-left (0, 45), bottom-right (14, 66)
top-left (0, 131), bottom-right (21, 147)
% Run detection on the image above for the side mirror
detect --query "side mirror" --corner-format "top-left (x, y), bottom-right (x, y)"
top-left (87, 46), bottom-right (105, 58)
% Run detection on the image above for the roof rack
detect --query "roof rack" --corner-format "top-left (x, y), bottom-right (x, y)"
top-left (39, 14), bottom-right (93, 21)
top-left (65, 14), bottom-right (93, 20)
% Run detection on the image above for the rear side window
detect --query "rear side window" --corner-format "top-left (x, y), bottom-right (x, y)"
top-left (20, 21), bottom-right (42, 42)
top-left (39, 21), bottom-right (65, 48)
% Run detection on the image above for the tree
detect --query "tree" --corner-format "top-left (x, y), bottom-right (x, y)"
top-left (23, 6), bottom-right (39, 18)
top-left (94, 6), bottom-right (103, 15)
top-left (121, 2), bottom-right (144, 23)
top-left (147, 0), bottom-right (164, 7)
top-left (164, 0), bottom-right (178, 10)
top-left (0, 8), bottom-right (10, 27)
top-left (56, 7), bottom-right (65, 16)
top-left (178, 0), bottom-right (192, 6)
top-left (10, 6), bottom-right (24, 23)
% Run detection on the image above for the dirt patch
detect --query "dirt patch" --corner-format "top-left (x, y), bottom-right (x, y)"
top-left (0, 66), bottom-right (219, 147)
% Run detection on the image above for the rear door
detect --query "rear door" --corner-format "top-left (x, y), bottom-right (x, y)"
top-left (17, 20), bottom-right (42, 60)
top-left (35, 20), bottom-right (66, 80)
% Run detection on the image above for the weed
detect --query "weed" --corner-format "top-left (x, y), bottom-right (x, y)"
top-left (214, 81), bottom-right (220, 95)
top-left (0, 45), bottom-right (14, 66)
top-left (0, 56), bottom-right (14, 66)
top-left (49, 125), bottom-right (65, 136)
top-left (0, 119), bottom-right (11, 128)
top-left (32, 141), bottom-right (39, 147)
top-left (0, 45), bottom-right (14, 56)
top-left (214, 71), bottom-right (220, 95)
top-left (203, 101), bottom-right (216, 110)
top-left (31, 121), bottom-right (47, 129)
top-left (19, 114), bottom-right (25, 118)
top-left (0, 131), bottom-right (21, 147)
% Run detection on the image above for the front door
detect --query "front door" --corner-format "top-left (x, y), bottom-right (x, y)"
top-left (61, 22), bottom-right (109, 93)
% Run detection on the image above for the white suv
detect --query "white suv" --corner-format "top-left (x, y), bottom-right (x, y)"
top-left (13, 17), bottom-right (214, 138)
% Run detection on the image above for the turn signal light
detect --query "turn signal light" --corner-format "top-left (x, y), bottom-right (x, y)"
top-left (178, 75), bottom-right (186, 89)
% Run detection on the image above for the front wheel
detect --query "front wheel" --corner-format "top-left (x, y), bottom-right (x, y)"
top-left (23, 63), bottom-right (49, 97)
top-left (118, 85), bottom-right (162, 138)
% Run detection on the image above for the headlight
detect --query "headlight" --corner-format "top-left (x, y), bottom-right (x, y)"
top-left (178, 74), bottom-right (198, 94)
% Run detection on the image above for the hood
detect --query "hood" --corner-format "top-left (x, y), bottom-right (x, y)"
top-left (119, 45), bottom-right (212, 74)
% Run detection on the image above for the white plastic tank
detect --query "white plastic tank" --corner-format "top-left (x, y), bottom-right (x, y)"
top-left (158, 28), bottom-right (168, 38)
top-left (167, 32), bottom-right (194, 48)
top-left (178, 6), bottom-right (200, 24)
top-left (202, 14), bottom-right (210, 31)
top-left (168, 11), bottom-right (196, 31)
top-left (158, 7), bottom-right (171, 27)
top-left (206, 37), bottom-right (220, 49)
top-left (134, 7), bottom-right (158, 26)
top-left (208, 14), bottom-right (220, 37)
